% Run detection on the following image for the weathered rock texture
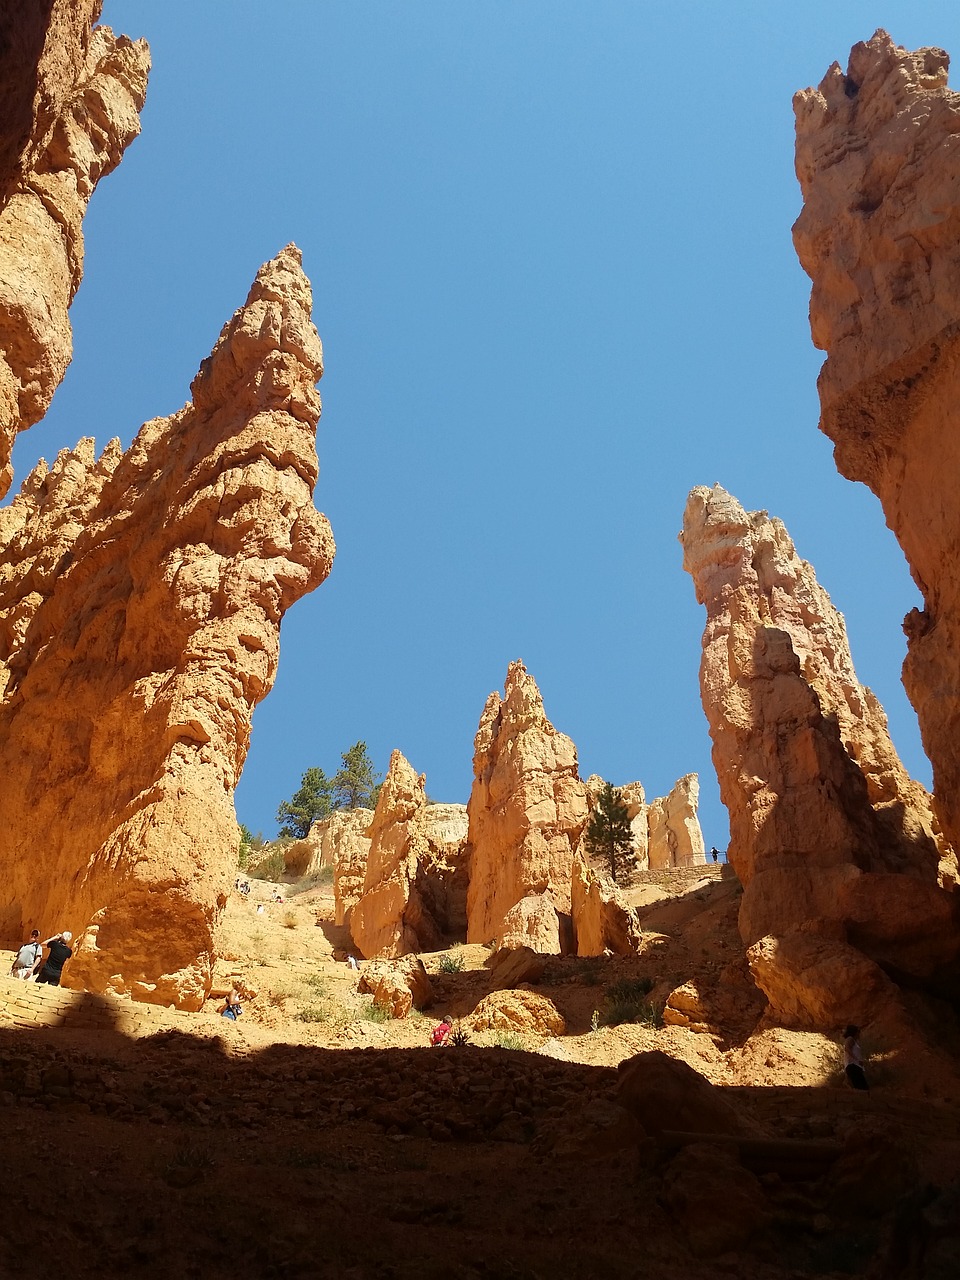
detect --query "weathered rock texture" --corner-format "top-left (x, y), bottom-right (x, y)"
top-left (571, 858), bottom-right (643, 957)
top-left (0, 245), bottom-right (334, 1008)
top-left (466, 661), bottom-right (589, 944)
top-left (584, 775), bottom-right (648, 872)
top-left (467, 989), bottom-right (565, 1037)
top-left (0, 2), bottom-right (149, 497)
top-left (647, 774), bottom-right (706, 870)
top-left (357, 955), bottom-right (433, 1019)
top-left (794, 29), bottom-right (960, 864)
top-left (350, 753), bottom-right (468, 959)
top-left (283, 807), bottom-right (373, 888)
top-left (495, 893), bottom-right (562, 955)
top-left (681, 484), bottom-right (957, 1017)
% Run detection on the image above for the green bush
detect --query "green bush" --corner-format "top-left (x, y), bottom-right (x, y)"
top-left (438, 951), bottom-right (464, 974)
top-left (604, 977), bottom-right (653, 1003)
top-left (248, 847), bottom-right (286, 882)
top-left (363, 1003), bottom-right (392, 1023)
top-left (601, 998), bottom-right (662, 1029)
top-left (297, 1005), bottom-right (328, 1023)
top-left (493, 1031), bottom-right (525, 1051)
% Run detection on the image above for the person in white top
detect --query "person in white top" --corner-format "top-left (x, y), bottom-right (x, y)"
top-left (843, 1024), bottom-right (869, 1091)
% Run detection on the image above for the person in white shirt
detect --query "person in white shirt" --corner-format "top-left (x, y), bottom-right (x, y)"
top-left (843, 1024), bottom-right (869, 1091)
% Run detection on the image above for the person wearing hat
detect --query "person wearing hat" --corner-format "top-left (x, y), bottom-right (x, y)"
top-left (35, 932), bottom-right (74, 987)
top-left (10, 929), bottom-right (43, 980)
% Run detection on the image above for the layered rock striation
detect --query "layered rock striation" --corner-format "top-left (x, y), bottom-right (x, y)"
top-left (794, 30), bottom-right (960, 859)
top-left (465, 661), bottom-right (589, 944)
top-left (0, 2), bottom-right (149, 496)
top-left (0, 245), bottom-right (334, 1007)
top-left (681, 485), bottom-right (957, 1018)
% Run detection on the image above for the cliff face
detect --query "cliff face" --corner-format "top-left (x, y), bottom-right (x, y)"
top-left (0, 245), bottom-right (334, 1008)
top-left (681, 485), bottom-right (956, 998)
top-left (0, 2), bottom-right (148, 496)
top-left (465, 660), bottom-right (589, 943)
top-left (793, 29), bottom-right (960, 858)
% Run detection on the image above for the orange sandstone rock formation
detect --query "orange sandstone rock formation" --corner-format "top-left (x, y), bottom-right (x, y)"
top-left (0, 2), bottom-right (148, 497)
top-left (571, 858), bottom-right (642, 957)
top-left (0, 245), bottom-right (334, 1008)
top-left (794, 29), bottom-right (960, 860)
top-left (647, 774), bottom-right (706, 871)
top-left (350, 753), bottom-right (469, 958)
top-left (465, 661), bottom-right (589, 944)
top-left (681, 485), bottom-right (957, 1015)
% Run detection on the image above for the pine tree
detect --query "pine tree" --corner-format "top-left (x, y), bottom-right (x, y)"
top-left (276, 766), bottom-right (333, 838)
top-left (584, 782), bottom-right (634, 883)
top-left (332, 741), bottom-right (380, 810)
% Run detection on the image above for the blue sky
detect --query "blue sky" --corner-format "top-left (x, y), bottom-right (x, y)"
top-left (10, 2), bottom-right (960, 844)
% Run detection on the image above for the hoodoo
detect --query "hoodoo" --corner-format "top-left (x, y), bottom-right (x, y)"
top-left (0, 245), bottom-right (334, 1008)
top-left (794, 30), bottom-right (960, 859)
top-left (465, 660), bottom-right (589, 945)
top-left (0, 2), bottom-right (149, 497)
top-left (681, 484), bottom-right (957, 1021)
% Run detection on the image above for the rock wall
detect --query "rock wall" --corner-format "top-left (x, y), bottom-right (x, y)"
top-left (284, 807), bottom-right (373, 888)
top-left (465, 660), bottom-right (589, 944)
top-left (350, 754), bottom-right (468, 958)
top-left (0, 245), bottom-right (334, 1008)
top-left (681, 484), bottom-right (957, 1008)
top-left (0, 2), bottom-right (148, 497)
top-left (793, 30), bottom-right (960, 860)
top-left (646, 774), bottom-right (706, 871)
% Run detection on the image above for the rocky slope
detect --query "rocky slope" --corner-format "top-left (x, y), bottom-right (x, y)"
top-left (0, 1), bottom-right (148, 496)
top-left (794, 29), bottom-right (960, 860)
top-left (0, 245), bottom-right (334, 1008)
top-left (681, 484), bottom-right (957, 1022)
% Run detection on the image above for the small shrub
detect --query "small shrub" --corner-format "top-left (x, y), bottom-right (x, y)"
top-left (493, 1031), bottom-right (525, 1051)
top-left (438, 951), bottom-right (464, 974)
top-left (297, 1005), bottom-right (328, 1023)
top-left (363, 1003), bottom-right (392, 1023)
top-left (283, 910), bottom-right (297, 929)
top-left (263, 987), bottom-right (292, 1008)
top-left (305, 972), bottom-right (328, 994)
top-left (248, 847), bottom-right (287, 882)
top-left (604, 977), bottom-right (653, 1003)
top-left (602, 998), bottom-right (662, 1029)
top-left (449, 1026), bottom-right (470, 1047)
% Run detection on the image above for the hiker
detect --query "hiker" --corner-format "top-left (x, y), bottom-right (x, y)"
top-left (430, 1015), bottom-right (453, 1047)
top-left (35, 932), bottom-right (73, 987)
top-left (346, 954), bottom-right (359, 971)
top-left (710, 846), bottom-right (720, 864)
top-left (843, 1024), bottom-right (869, 1091)
top-left (220, 989), bottom-right (243, 1021)
top-left (256, 902), bottom-right (265, 915)
top-left (10, 929), bottom-right (43, 981)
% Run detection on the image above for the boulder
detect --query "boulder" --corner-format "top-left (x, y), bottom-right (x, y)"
top-left (662, 983), bottom-right (713, 1034)
top-left (487, 945), bottom-right (546, 991)
top-left (495, 894), bottom-right (561, 955)
top-left (794, 30), bottom-right (960, 864)
top-left (468, 989), bottom-right (565, 1037)
top-left (617, 1051), bottom-right (746, 1139)
top-left (0, 5), bottom-right (149, 498)
top-left (0, 246), bottom-right (334, 1008)
top-left (465, 661), bottom-right (589, 943)
top-left (662, 1143), bottom-right (770, 1257)
top-left (747, 929), bottom-right (897, 1030)
top-left (357, 955), bottom-right (433, 1019)
top-left (571, 858), bottom-right (642, 957)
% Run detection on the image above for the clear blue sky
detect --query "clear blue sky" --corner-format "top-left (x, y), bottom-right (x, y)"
top-left (9, 2), bottom-right (960, 844)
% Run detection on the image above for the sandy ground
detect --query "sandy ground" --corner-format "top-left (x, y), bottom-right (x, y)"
top-left (1, 871), bottom-right (959, 1277)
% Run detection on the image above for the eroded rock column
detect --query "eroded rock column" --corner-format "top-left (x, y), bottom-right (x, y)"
top-left (0, 245), bottom-right (334, 1008)
top-left (794, 29), bottom-right (960, 858)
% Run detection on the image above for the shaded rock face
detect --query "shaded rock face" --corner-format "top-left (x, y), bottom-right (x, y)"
top-left (794, 30), bottom-right (960, 861)
top-left (647, 774), bottom-right (706, 870)
top-left (0, 245), bottom-right (334, 1008)
top-left (571, 858), bottom-right (642, 957)
top-left (681, 484), bottom-right (957, 1004)
top-left (0, 2), bottom-right (149, 497)
top-left (747, 930), bottom-right (897, 1030)
top-left (350, 753), bottom-right (468, 959)
top-left (466, 660), bottom-right (589, 943)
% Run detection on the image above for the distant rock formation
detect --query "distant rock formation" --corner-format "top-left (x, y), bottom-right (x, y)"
top-left (681, 484), bottom-right (957, 1020)
top-left (284, 808), bottom-right (373, 893)
top-left (0, 245), bottom-right (334, 1008)
top-left (350, 751), bottom-right (468, 958)
top-left (0, 2), bottom-right (149, 497)
top-left (465, 661), bottom-right (589, 944)
top-left (647, 774), bottom-right (705, 870)
top-left (584, 775), bottom-right (648, 872)
top-left (793, 30), bottom-right (960, 861)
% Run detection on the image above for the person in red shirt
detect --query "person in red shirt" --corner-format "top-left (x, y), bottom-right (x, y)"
top-left (430, 1015), bottom-right (453, 1046)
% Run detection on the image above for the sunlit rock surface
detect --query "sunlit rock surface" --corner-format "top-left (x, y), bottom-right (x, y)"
top-left (0, 246), bottom-right (334, 1008)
